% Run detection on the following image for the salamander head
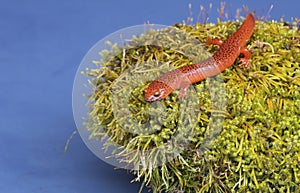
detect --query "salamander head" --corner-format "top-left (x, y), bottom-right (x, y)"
top-left (144, 81), bottom-right (173, 102)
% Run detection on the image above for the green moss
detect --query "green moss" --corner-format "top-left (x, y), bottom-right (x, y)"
top-left (84, 18), bottom-right (300, 192)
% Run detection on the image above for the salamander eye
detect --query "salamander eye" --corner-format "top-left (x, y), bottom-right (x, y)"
top-left (153, 91), bottom-right (160, 97)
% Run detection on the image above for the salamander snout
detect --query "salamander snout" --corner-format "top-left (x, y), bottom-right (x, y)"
top-left (144, 87), bottom-right (165, 102)
top-left (144, 81), bottom-right (172, 102)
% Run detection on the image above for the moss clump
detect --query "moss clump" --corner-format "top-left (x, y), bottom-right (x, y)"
top-left (84, 17), bottom-right (300, 192)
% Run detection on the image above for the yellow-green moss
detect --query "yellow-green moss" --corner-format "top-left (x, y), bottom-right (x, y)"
top-left (84, 18), bottom-right (300, 192)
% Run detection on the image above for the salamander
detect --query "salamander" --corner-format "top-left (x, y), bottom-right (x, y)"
top-left (144, 14), bottom-right (255, 102)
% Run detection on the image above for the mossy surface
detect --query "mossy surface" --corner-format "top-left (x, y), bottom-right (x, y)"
top-left (84, 18), bottom-right (300, 192)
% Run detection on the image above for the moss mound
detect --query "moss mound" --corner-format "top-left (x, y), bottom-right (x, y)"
top-left (84, 18), bottom-right (300, 192)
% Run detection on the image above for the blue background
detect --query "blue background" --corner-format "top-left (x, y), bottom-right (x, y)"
top-left (0, 0), bottom-right (298, 192)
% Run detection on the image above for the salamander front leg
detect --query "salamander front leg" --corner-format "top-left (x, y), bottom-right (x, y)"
top-left (179, 85), bottom-right (190, 99)
top-left (239, 47), bottom-right (252, 67)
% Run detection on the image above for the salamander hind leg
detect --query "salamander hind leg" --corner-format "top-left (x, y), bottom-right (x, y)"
top-left (239, 47), bottom-right (252, 67)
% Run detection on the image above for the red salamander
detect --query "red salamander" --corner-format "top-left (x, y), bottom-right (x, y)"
top-left (144, 14), bottom-right (255, 102)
